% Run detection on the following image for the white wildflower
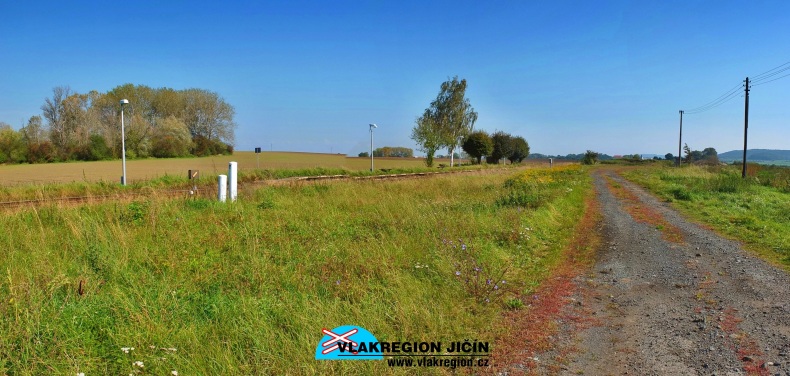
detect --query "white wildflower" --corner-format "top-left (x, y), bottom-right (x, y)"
top-left (133, 360), bottom-right (144, 368)
top-left (171, 371), bottom-right (179, 376)
top-left (121, 347), bottom-right (134, 353)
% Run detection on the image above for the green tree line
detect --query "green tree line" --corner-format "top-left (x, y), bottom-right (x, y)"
top-left (410, 76), bottom-right (531, 166)
top-left (461, 130), bottom-right (530, 164)
top-left (0, 84), bottom-right (236, 164)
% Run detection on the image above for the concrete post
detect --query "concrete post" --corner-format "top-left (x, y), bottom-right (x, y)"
top-left (228, 161), bottom-right (238, 202)
top-left (218, 174), bottom-right (227, 202)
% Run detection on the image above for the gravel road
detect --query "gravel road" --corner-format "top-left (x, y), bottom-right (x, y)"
top-left (548, 171), bottom-right (790, 376)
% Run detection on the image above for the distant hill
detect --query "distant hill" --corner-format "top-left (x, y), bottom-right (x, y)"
top-left (718, 149), bottom-right (790, 161)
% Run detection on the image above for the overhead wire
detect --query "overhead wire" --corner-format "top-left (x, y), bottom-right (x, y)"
top-left (683, 83), bottom-right (743, 114)
top-left (752, 72), bottom-right (790, 86)
top-left (751, 65), bottom-right (790, 84)
top-left (681, 60), bottom-right (788, 115)
top-left (751, 61), bottom-right (790, 81)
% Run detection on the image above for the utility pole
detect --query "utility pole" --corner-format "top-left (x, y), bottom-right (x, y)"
top-left (742, 77), bottom-right (750, 178)
top-left (678, 110), bottom-right (683, 167)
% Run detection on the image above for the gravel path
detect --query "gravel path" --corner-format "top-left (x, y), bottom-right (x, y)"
top-left (554, 171), bottom-right (790, 376)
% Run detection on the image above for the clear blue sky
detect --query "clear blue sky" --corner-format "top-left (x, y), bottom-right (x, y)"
top-left (1, 1), bottom-right (788, 156)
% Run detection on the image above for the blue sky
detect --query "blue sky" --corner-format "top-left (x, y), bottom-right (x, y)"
top-left (1, 1), bottom-right (788, 156)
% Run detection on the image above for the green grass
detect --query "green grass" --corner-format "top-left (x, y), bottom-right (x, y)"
top-left (622, 164), bottom-right (790, 268)
top-left (0, 166), bottom-right (590, 375)
top-left (721, 160), bottom-right (790, 167)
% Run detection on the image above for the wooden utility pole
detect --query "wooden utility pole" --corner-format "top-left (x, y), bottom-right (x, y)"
top-left (678, 110), bottom-right (684, 167)
top-left (742, 77), bottom-right (750, 178)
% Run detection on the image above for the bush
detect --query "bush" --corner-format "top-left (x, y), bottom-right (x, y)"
top-left (91, 134), bottom-right (112, 160)
top-left (191, 135), bottom-right (232, 157)
top-left (26, 142), bottom-right (57, 163)
top-left (582, 150), bottom-right (599, 165)
top-left (669, 186), bottom-right (692, 201)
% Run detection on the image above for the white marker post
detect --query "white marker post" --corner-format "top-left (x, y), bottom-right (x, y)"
top-left (218, 174), bottom-right (227, 202)
top-left (228, 161), bottom-right (238, 202)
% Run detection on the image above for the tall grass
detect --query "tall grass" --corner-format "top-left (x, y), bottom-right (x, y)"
top-left (0, 166), bottom-right (589, 374)
top-left (623, 164), bottom-right (790, 268)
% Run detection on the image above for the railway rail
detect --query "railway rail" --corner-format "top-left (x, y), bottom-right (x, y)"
top-left (0, 168), bottom-right (492, 210)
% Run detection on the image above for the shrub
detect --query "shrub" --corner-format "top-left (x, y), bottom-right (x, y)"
top-left (191, 135), bottom-right (232, 157)
top-left (26, 141), bottom-right (57, 163)
top-left (582, 150), bottom-right (599, 165)
top-left (669, 186), bottom-right (692, 201)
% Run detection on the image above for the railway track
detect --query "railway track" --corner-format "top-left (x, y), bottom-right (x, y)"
top-left (0, 168), bottom-right (495, 210)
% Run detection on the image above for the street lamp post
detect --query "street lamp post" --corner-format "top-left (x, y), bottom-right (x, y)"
top-left (120, 99), bottom-right (129, 185)
top-left (369, 123), bottom-right (377, 172)
top-left (457, 135), bottom-right (463, 166)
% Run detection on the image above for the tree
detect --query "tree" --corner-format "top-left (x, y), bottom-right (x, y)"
top-left (702, 147), bottom-right (719, 164)
top-left (23, 84), bottom-right (237, 163)
top-left (411, 76), bottom-right (478, 167)
top-left (358, 152), bottom-right (369, 158)
top-left (373, 146), bottom-right (413, 158)
top-left (683, 143), bottom-right (692, 163)
top-left (151, 116), bottom-right (192, 158)
top-left (182, 88), bottom-right (237, 146)
top-left (582, 150), bottom-right (599, 165)
top-left (411, 113), bottom-right (443, 167)
top-left (462, 131), bottom-right (493, 164)
top-left (683, 143), bottom-right (703, 164)
top-left (665, 153), bottom-right (674, 161)
top-left (488, 131), bottom-right (513, 164)
top-left (508, 136), bottom-right (530, 163)
top-left (0, 123), bottom-right (25, 163)
top-left (41, 86), bottom-right (72, 156)
top-left (20, 116), bottom-right (46, 145)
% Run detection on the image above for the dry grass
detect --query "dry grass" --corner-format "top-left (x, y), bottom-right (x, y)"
top-left (0, 153), bottom-right (565, 186)
top-left (0, 152), bottom-right (471, 185)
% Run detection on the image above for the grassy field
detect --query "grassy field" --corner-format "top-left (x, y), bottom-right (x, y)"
top-left (0, 165), bottom-right (590, 374)
top-left (721, 160), bottom-right (790, 167)
top-left (0, 152), bottom-right (479, 186)
top-left (621, 164), bottom-right (790, 268)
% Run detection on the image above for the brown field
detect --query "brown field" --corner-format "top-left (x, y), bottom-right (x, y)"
top-left (0, 152), bottom-right (474, 185)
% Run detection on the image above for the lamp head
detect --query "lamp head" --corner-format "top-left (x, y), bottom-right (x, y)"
top-left (369, 123), bottom-right (377, 129)
top-left (120, 99), bottom-right (129, 105)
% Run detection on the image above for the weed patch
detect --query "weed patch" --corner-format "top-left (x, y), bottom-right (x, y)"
top-left (488, 179), bottom-right (601, 374)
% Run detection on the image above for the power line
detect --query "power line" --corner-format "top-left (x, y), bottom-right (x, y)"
top-left (751, 61), bottom-right (790, 80)
top-left (752, 72), bottom-right (790, 86)
top-left (684, 92), bottom-right (741, 114)
top-left (684, 83), bottom-right (743, 114)
top-left (751, 65), bottom-right (790, 84)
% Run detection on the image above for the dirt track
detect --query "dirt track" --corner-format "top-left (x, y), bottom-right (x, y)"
top-left (534, 171), bottom-right (790, 375)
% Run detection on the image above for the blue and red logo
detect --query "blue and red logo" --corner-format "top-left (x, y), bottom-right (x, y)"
top-left (315, 325), bottom-right (383, 360)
